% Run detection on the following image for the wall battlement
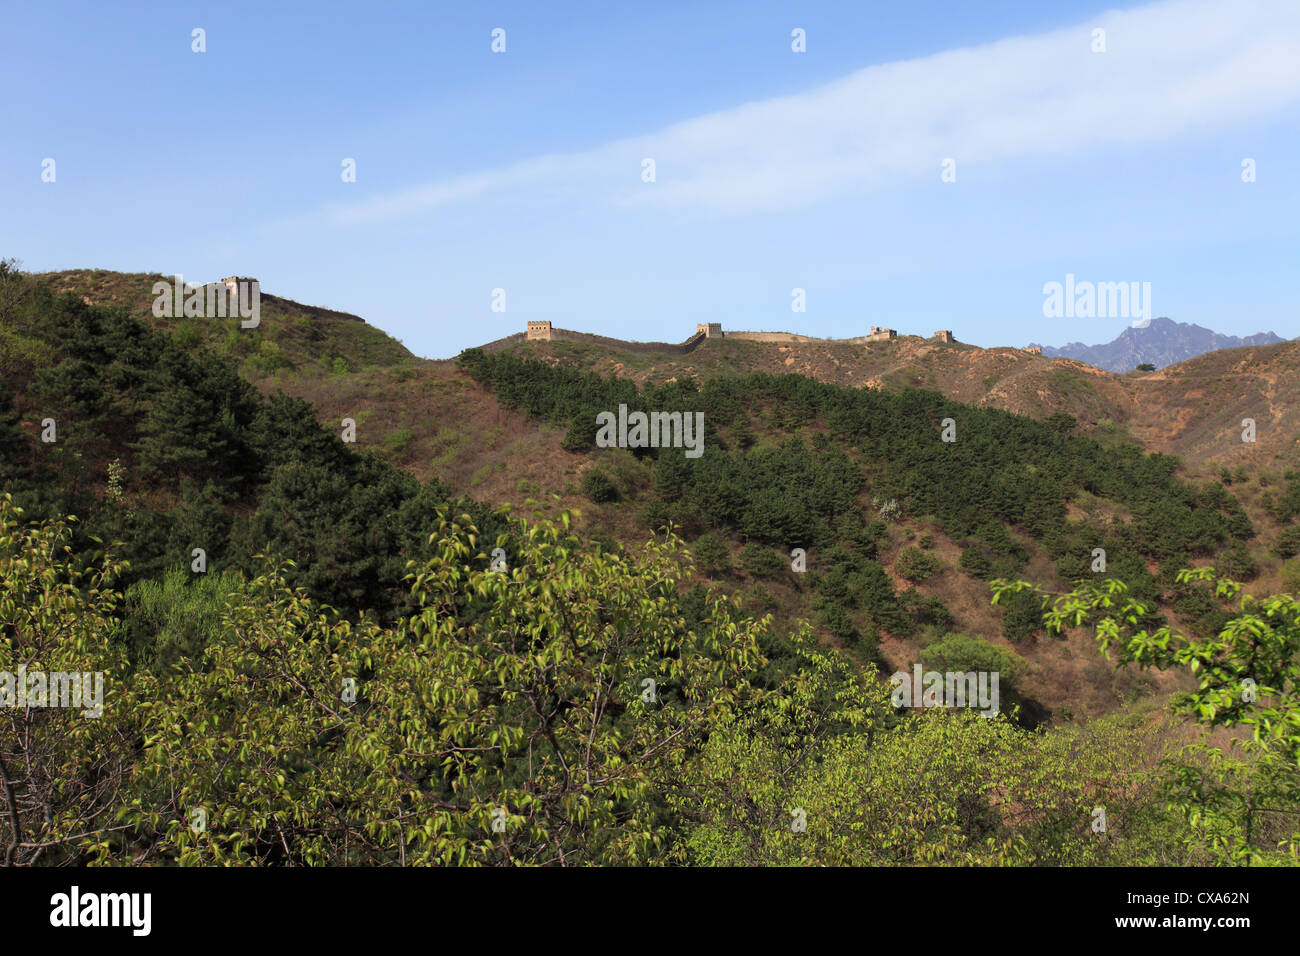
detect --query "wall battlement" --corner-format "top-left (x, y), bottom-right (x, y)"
top-left (502, 321), bottom-right (960, 354)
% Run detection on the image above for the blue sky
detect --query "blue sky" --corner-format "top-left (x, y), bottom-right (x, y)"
top-left (3, 0), bottom-right (1298, 358)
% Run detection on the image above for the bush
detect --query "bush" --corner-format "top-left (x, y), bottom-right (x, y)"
top-left (812, 596), bottom-right (857, 643)
top-left (581, 469), bottom-right (619, 503)
top-left (918, 633), bottom-right (1026, 692)
top-left (641, 499), bottom-right (671, 532)
top-left (899, 587), bottom-right (953, 633)
top-left (382, 426), bottom-right (414, 459)
top-left (959, 546), bottom-right (993, 580)
top-left (690, 533), bottom-right (731, 576)
top-left (1273, 525), bottom-right (1300, 560)
top-left (740, 542), bottom-right (787, 579)
top-left (1218, 541), bottom-right (1258, 581)
top-left (1001, 587), bottom-right (1043, 642)
top-left (256, 338), bottom-right (291, 373)
top-left (896, 545), bottom-right (940, 582)
top-left (1281, 557), bottom-right (1300, 593)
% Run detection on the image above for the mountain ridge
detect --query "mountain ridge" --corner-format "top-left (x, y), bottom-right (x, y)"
top-left (1029, 316), bottom-right (1286, 372)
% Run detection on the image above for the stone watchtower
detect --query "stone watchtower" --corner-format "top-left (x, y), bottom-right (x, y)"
top-left (222, 276), bottom-right (258, 296)
top-left (526, 320), bottom-right (552, 341)
top-left (696, 323), bottom-right (722, 339)
top-left (868, 326), bottom-right (897, 342)
top-left (933, 330), bottom-right (955, 343)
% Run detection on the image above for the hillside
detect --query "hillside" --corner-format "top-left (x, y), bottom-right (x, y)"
top-left (34, 268), bottom-right (415, 379)
top-left (485, 327), bottom-right (1300, 469)
top-left (27, 271), bottom-right (1300, 470)
top-left (7, 268), bottom-right (1300, 727)
top-left (4, 263), bottom-right (1299, 868)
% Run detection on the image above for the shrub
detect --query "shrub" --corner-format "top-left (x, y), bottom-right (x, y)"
top-left (1218, 541), bottom-right (1258, 581)
top-left (382, 426), bottom-right (414, 459)
top-left (690, 533), bottom-right (731, 576)
top-left (1273, 525), bottom-right (1300, 560)
top-left (1000, 587), bottom-right (1043, 642)
top-left (812, 596), bottom-right (857, 643)
top-left (959, 546), bottom-right (993, 580)
top-left (918, 633), bottom-right (1026, 692)
top-left (1281, 557), bottom-right (1300, 593)
top-left (740, 542), bottom-right (787, 579)
top-left (581, 469), bottom-right (619, 503)
top-left (896, 545), bottom-right (940, 582)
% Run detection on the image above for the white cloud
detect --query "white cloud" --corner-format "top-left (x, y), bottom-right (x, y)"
top-left (315, 0), bottom-right (1300, 222)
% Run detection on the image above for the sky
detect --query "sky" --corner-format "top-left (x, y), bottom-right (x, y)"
top-left (2, 0), bottom-right (1298, 359)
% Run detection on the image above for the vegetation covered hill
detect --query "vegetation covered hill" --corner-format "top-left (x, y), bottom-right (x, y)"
top-left (489, 330), bottom-right (1300, 469)
top-left (2, 262), bottom-right (1296, 866)
top-left (33, 267), bottom-right (416, 381)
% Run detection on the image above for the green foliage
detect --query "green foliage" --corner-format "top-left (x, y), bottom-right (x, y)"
top-left (739, 542), bottom-right (786, 579)
top-left (0, 493), bottom-right (1278, 868)
top-left (996, 569), bottom-right (1300, 864)
top-left (0, 494), bottom-right (141, 866)
top-left (918, 633), bottom-right (1026, 691)
top-left (678, 637), bottom-right (1180, 865)
top-left (1281, 557), bottom-right (1300, 593)
top-left (580, 468), bottom-right (619, 503)
top-left (689, 532), bottom-right (731, 576)
top-left (458, 351), bottom-right (1237, 615)
top-left (1273, 525), bottom-right (1300, 559)
top-left (1217, 540), bottom-right (1258, 581)
top-left (896, 545), bottom-right (940, 582)
top-left (124, 567), bottom-right (244, 672)
top-left (1000, 587), bottom-right (1044, 642)
top-left (382, 426), bottom-right (414, 459)
top-left (959, 545), bottom-right (993, 580)
top-left (811, 596), bottom-right (857, 644)
top-left (118, 511), bottom-right (769, 865)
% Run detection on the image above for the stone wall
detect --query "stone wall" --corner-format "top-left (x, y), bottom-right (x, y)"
top-left (724, 331), bottom-right (814, 343)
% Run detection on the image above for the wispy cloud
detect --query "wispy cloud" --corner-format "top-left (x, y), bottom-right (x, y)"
top-left (306, 0), bottom-right (1300, 224)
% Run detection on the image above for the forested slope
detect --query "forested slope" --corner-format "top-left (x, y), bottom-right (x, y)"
top-left (2, 262), bottom-right (1296, 867)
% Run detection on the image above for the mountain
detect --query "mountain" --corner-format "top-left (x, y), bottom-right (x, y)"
top-left (6, 264), bottom-right (1300, 867)
top-left (1030, 316), bottom-right (1286, 372)
top-left (22, 271), bottom-right (1300, 474)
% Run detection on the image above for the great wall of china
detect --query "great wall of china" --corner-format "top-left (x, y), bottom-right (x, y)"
top-left (479, 321), bottom-right (970, 355)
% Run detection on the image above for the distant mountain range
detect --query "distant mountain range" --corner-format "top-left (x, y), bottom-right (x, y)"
top-left (1029, 317), bottom-right (1286, 372)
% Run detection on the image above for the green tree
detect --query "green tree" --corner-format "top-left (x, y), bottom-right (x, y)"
top-left (0, 494), bottom-right (143, 866)
top-left (995, 570), bottom-right (1300, 864)
top-left (690, 532), bottom-right (731, 576)
top-left (121, 512), bottom-right (771, 866)
top-left (896, 545), bottom-right (940, 582)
